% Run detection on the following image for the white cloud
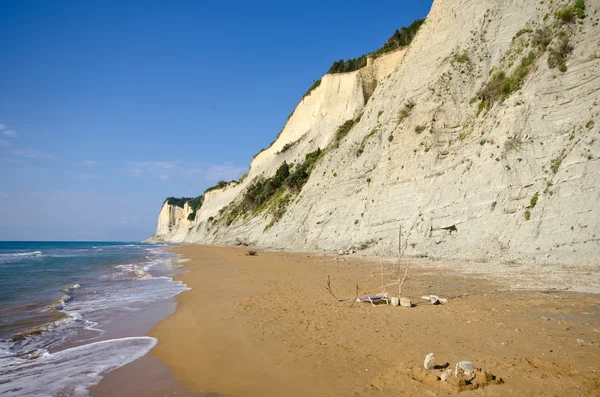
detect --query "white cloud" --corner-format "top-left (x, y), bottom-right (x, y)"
top-left (11, 148), bottom-right (55, 160)
top-left (124, 160), bottom-right (245, 183)
top-left (202, 162), bottom-right (247, 181)
top-left (2, 158), bottom-right (24, 164)
top-left (81, 160), bottom-right (101, 166)
top-left (0, 124), bottom-right (5, 130)
top-left (127, 161), bottom-right (180, 177)
top-left (0, 140), bottom-right (11, 147)
top-left (2, 129), bottom-right (17, 138)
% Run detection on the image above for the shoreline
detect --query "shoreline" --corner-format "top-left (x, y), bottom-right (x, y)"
top-left (90, 293), bottom-right (205, 397)
top-left (0, 243), bottom-right (195, 397)
top-left (89, 250), bottom-right (202, 397)
top-left (147, 245), bottom-right (600, 396)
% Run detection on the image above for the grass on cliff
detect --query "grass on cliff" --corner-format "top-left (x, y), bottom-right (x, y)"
top-left (547, 31), bottom-right (571, 72)
top-left (303, 79), bottom-right (321, 99)
top-left (556, 0), bottom-right (585, 24)
top-left (475, 8), bottom-right (581, 114)
top-left (398, 100), bottom-right (415, 123)
top-left (334, 113), bottom-right (363, 144)
top-left (476, 51), bottom-right (537, 114)
top-left (278, 137), bottom-right (302, 154)
top-left (219, 148), bottom-right (324, 227)
top-left (356, 128), bottom-right (378, 156)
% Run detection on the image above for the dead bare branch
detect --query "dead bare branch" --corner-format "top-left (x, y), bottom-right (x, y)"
top-left (397, 224), bottom-right (409, 297)
top-left (325, 275), bottom-right (359, 304)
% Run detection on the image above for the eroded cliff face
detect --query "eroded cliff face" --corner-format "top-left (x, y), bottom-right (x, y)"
top-left (150, 0), bottom-right (600, 266)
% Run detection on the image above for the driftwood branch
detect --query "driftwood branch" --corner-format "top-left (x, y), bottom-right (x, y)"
top-left (349, 284), bottom-right (359, 307)
top-left (379, 248), bottom-right (385, 295)
top-left (325, 275), bottom-right (359, 304)
top-left (397, 224), bottom-right (409, 297)
top-left (327, 222), bottom-right (409, 306)
top-left (325, 275), bottom-right (342, 301)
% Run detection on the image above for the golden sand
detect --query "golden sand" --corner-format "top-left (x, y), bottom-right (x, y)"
top-left (149, 245), bottom-right (599, 396)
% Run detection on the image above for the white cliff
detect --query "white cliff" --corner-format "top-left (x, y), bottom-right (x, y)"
top-left (149, 0), bottom-right (600, 269)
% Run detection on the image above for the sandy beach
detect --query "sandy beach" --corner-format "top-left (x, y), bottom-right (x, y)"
top-left (149, 245), bottom-right (599, 396)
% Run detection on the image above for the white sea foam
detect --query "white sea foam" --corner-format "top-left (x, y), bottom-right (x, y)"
top-left (0, 245), bottom-right (188, 395)
top-left (0, 251), bottom-right (43, 263)
top-left (0, 337), bottom-right (157, 396)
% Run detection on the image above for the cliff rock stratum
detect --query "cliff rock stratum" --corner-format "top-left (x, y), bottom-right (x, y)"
top-left (149, 0), bottom-right (600, 271)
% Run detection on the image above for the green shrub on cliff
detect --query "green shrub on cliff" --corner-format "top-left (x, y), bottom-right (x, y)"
top-left (547, 31), bottom-right (571, 72)
top-left (303, 79), bottom-right (321, 98)
top-left (286, 148), bottom-right (322, 191)
top-left (328, 56), bottom-right (368, 74)
top-left (205, 180), bottom-right (228, 193)
top-left (372, 19), bottom-right (425, 56)
top-left (164, 179), bottom-right (230, 216)
top-left (556, 0), bottom-right (585, 24)
top-left (221, 148), bottom-right (324, 227)
top-left (165, 197), bottom-right (192, 208)
top-left (476, 51), bottom-right (537, 112)
top-left (187, 195), bottom-right (204, 212)
top-left (327, 18), bottom-right (425, 74)
top-left (335, 119), bottom-right (357, 142)
top-left (575, 0), bottom-right (586, 19)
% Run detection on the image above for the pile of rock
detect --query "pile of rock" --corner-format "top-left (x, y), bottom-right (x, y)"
top-left (421, 295), bottom-right (448, 305)
top-left (422, 352), bottom-right (503, 391)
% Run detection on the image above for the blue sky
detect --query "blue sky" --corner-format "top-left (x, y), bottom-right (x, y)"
top-left (0, 0), bottom-right (433, 241)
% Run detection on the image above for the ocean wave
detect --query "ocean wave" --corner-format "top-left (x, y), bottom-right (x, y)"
top-left (0, 244), bottom-right (187, 395)
top-left (55, 293), bottom-right (73, 311)
top-left (0, 251), bottom-right (43, 258)
top-left (0, 337), bottom-right (157, 396)
top-left (61, 283), bottom-right (81, 293)
top-left (101, 263), bottom-right (153, 281)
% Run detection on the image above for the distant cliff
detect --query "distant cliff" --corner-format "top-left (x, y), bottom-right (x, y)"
top-left (148, 0), bottom-right (600, 266)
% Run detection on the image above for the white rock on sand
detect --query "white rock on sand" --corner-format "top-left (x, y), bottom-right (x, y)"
top-left (424, 353), bottom-right (435, 370)
top-left (400, 298), bottom-right (412, 307)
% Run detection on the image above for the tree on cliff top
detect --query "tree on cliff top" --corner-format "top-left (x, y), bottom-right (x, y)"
top-left (327, 18), bottom-right (425, 74)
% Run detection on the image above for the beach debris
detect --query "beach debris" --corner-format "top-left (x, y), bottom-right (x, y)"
top-left (245, 250), bottom-right (258, 256)
top-left (440, 368), bottom-right (453, 382)
top-left (421, 295), bottom-right (448, 304)
top-left (577, 338), bottom-right (584, 344)
top-left (455, 361), bottom-right (475, 380)
top-left (424, 353), bottom-right (435, 370)
top-left (356, 292), bottom-right (390, 305)
top-left (413, 365), bottom-right (503, 391)
top-left (325, 224), bottom-right (410, 308)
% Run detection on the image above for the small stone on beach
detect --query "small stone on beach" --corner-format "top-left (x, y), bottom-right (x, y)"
top-left (440, 368), bottom-right (452, 382)
top-left (424, 353), bottom-right (435, 370)
top-left (455, 361), bottom-right (475, 378)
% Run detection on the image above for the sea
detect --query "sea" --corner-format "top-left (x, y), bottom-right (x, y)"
top-left (0, 241), bottom-right (189, 396)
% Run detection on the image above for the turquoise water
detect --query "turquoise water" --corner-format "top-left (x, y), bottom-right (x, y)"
top-left (0, 241), bottom-right (189, 396)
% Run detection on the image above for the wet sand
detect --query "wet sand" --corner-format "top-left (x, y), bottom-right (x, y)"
top-left (145, 245), bottom-right (599, 396)
top-left (90, 289), bottom-right (205, 397)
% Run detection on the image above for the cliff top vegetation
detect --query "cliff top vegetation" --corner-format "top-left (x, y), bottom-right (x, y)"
top-left (327, 18), bottom-right (425, 74)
